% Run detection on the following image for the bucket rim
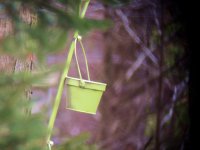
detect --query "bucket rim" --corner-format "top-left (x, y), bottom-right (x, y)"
top-left (66, 108), bottom-right (96, 114)
top-left (65, 76), bottom-right (107, 86)
top-left (65, 76), bottom-right (107, 91)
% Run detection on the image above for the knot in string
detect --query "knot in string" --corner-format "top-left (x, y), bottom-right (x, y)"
top-left (73, 33), bottom-right (82, 40)
top-left (77, 35), bottom-right (82, 40)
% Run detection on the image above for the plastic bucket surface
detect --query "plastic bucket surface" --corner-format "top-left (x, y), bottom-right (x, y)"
top-left (65, 77), bottom-right (106, 114)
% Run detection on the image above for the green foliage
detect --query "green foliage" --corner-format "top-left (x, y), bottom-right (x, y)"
top-left (162, 100), bottom-right (189, 150)
top-left (0, 73), bottom-right (47, 150)
top-left (100, 0), bottom-right (132, 7)
top-left (151, 28), bottom-right (161, 45)
top-left (144, 114), bottom-right (156, 136)
top-left (57, 133), bottom-right (97, 150)
top-left (165, 44), bottom-right (183, 67)
top-left (0, 0), bottom-right (110, 60)
top-left (174, 100), bottom-right (189, 136)
top-left (58, 0), bottom-right (81, 15)
top-left (2, 24), bottom-right (68, 60)
top-left (164, 22), bottom-right (184, 68)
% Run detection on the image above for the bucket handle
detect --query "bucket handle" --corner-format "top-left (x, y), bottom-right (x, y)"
top-left (74, 35), bottom-right (91, 84)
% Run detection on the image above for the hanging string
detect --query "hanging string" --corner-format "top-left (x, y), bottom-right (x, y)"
top-left (78, 36), bottom-right (90, 80)
top-left (74, 35), bottom-right (91, 81)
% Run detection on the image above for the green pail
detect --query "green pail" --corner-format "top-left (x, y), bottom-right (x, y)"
top-left (66, 77), bottom-right (106, 114)
top-left (65, 35), bottom-right (107, 114)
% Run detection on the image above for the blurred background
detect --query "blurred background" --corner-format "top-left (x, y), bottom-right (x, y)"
top-left (0, 0), bottom-right (190, 150)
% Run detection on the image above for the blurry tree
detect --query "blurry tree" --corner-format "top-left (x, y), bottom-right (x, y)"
top-left (56, 133), bottom-right (97, 150)
top-left (97, 0), bottom-right (189, 150)
top-left (0, 0), bottom-right (106, 149)
top-left (0, 0), bottom-right (190, 150)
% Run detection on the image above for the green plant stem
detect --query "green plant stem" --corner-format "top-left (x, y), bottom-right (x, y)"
top-left (47, 0), bottom-right (90, 142)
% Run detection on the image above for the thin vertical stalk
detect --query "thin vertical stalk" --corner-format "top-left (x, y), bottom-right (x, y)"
top-left (155, 0), bottom-right (164, 149)
top-left (47, 0), bottom-right (90, 141)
